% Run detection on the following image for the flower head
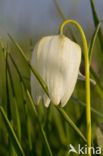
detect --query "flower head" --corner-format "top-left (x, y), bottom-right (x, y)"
top-left (31, 35), bottom-right (81, 107)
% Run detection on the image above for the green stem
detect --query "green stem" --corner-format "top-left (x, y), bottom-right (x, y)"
top-left (60, 20), bottom-right (91, 156)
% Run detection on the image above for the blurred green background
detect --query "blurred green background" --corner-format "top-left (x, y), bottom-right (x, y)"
top-left (0, 0), bottom-right (103, 156)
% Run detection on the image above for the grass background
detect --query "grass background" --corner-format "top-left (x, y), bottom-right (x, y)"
top-left (0, 0), bottom-right (103, 156)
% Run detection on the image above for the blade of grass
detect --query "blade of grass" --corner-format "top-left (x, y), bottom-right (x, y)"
top-left (90, 67), bottom-right (103, 99)
top-left (9, 53), bottom-right (26, 88)
top-left (88, 19), bottom-right (103, 99)
top-left (56, 106), bottom-right (87, 142)
top-left (90, 0), bottom-right (99, 25)
top-left (53, 0), bottom-right (66, 20)
top-left (0, 41), bottom-right (16, 155)
top-left (89, 20), bottom-right (103, 62)
top-left (52, 106), bottom-right (66, 145)
top-left (53, 0), bottom-right (76, 42)
top-left (8, 35), bottom-right (87, 143)
top-left (7, 55), bottom-right (21, 142)
top-left (90, 0), bottom-right (103, 54)
top-left (0, 106), bottom-right (25, 156)
top-left (1, 42), bottom-right (11, 121)
top-left (26, 90), bottom-right (53, 156)
top-left (8, 52), bottom-right (32, 152)
top-left (8, 53), bottom-right (53, 156)
top-left (20, 82), bottom-right (32, 152)
top-left (71, 96), bottom-right (103, 118)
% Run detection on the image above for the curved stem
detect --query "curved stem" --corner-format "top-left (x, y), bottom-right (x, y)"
top-left (60, 20), bottom-right (91, 156)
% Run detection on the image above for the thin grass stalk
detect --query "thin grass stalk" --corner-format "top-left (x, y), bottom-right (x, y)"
top-left (90, 0), bottom-right (103, 57)
top-left (8, 53), bottom-right (53, 156)
top-left (8, 54), bottom-right (32, 151)
top-left (53, 0), bottom-right (66, 20)
top-left (71, 96), bottom-right (103, 118)
top-left (60, 20), bottom-right (91, 156)
top-left (26, 91), bottom-right (53, 156)
top-left (90, 68), bottom-right (103, 99)
top-left (88, 19), bottom-right (103, 98)
top-left (0, 106), bottom-right (25, 156)
top-left (20, 82), bottom-right (32, 152)
top-left (27, 89), bottom-right (87, 143)
top-left (57, 106), bottom-right (87, 142)
top-left (7, 56), bottom-right (21, 142)
top-left (89, 20), bottom-right (103, 62)
top-left (8, 34), bottom-right (87, 143)
top-left (52, 105), bottom-right (66, 145)
top-left (90, 0), bottom-right (103, 45)
top-left (5, 49), bottom-right (11, 121)
top-left (53, 0), bottom-right (76, 42)
top-left (0, 41), bottom-right (11, 119)
top-left (90, 0), bottom-right (99, 25)
top-left (1, 43), bottom-right (15, 155)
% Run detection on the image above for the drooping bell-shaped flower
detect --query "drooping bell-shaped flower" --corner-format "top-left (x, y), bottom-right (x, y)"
top-left (31, 35), bottom-right (81, 107)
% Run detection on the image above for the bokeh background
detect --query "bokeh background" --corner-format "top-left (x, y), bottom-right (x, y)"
top-left (0, 0), bottom-right (103, 39)
top-left (0, 0), bottom-right (103, 156)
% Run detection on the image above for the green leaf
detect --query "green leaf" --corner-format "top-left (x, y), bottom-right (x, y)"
top-left (0, 106), bottom-right (25, 156)
top-left (7, 56), bottom-right (21, 141)
top-left (0, 40), bottom-right (16, 155)
top-left (90, 0), bottom-right (99, 25)
top-left (56, 106), bottom-right (87, 143)
top-left (89, 20), bottom-right (103, 62)
top-left (90, 0), bottom-right (103, 54)
top-left (90, 67), bottom-right (103, 99)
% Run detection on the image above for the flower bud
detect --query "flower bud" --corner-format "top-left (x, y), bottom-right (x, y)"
top-left (31, 35), bottom-right (81, 107)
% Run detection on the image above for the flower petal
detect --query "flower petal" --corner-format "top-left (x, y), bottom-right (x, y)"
top-left (31, 35), bottom-right (81, 107)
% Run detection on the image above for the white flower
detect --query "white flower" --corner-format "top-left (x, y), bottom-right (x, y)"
top-left (31, 35), bottom-right (81, 107)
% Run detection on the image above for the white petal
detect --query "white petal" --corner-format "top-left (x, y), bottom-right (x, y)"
top-left (60, 37), bottom-right (81, 107)
top-left (43, 94), bottom-right (50, 107)
top-left (31, 42), bottom-right (43, 105)
top-left (31, 73), bottom-right (42, 105)
top-left (31, 35), bottom-right (81, 107)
